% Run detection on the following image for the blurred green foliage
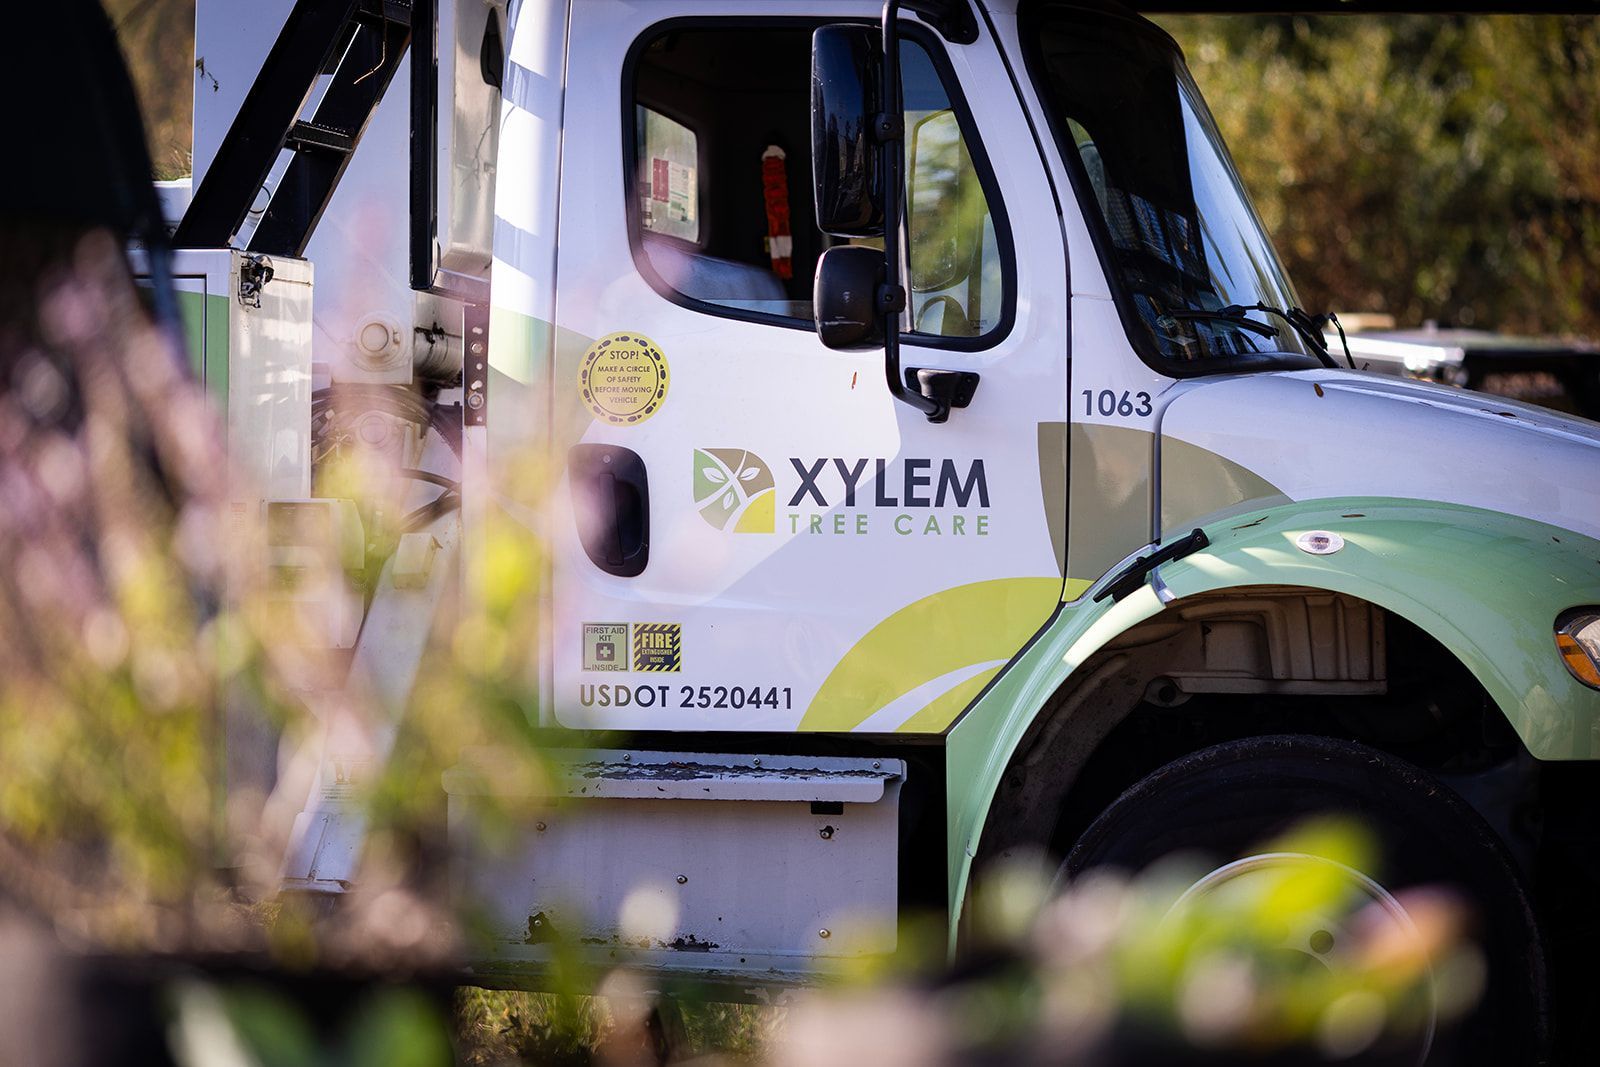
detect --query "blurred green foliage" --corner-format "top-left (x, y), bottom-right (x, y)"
top-left (168, 980), bottom-right (454, 1067)
top-left (455, 988), bottom-right (771, 1066)
top-left (14, 7), bottom-right (1549, 1062)
top-left (776, 819), bottom-right (1477, 1066)
top-left (0, 226), bottom-right (272, 943)
top-left (1161, 14), bottom-right (1600, 337)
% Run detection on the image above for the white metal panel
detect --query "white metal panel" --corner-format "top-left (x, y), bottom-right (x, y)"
top-left (488, 0), bottom-right (571, 729)
top-left (542, 0), bottom-right (1071, 733)
top-left (437, 0), bottom-right (508, 277)
top-left (227, 253), bottom-right (315, 502)
top-left (141, 248), bottom-right (314, 505)
top-left (282, 503), bottom-right (464, 892)
top-left (448, 749), bottom-right (904, 970)
top-left (1158, 369), bottom-right (1600, 539)
top-left (192, 0), bottom-right (418, 382)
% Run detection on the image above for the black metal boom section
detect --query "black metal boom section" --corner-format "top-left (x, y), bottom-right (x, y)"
top-left (173, 0), bottom-right (413, 256)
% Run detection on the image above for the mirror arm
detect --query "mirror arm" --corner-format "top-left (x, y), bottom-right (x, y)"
top-left (878, 0), bottom-right (950, 423)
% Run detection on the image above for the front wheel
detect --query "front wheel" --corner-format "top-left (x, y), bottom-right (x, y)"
top-left (1063, 735), bottom-right (1546, 1066)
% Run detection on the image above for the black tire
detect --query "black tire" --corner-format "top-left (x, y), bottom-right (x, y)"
top-left (1063, 735), bottom-right (1547, 1066)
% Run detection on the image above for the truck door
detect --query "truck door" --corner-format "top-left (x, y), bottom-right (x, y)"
top-left (544, 3), bottom-right (1070, 734)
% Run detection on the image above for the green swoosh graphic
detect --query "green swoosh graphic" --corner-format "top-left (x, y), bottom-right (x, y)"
top-left (800, 576), bottom-right (1061, 732)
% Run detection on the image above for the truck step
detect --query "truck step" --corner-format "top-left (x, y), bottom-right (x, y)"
top-left (443, 748), bottom-right (905, 990)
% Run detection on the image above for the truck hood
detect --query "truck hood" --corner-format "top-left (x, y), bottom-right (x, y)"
top-left (1157, 369), bottom-right (1600, 541)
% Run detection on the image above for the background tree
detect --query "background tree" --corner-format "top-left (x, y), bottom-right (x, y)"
top-left (1162, 13), bottom-right (1600, 337)
top-left (106, 5), bottom-right (1600, 335)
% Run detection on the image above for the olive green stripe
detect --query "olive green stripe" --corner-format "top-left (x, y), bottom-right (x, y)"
top-left (1063, 424), bottom-right (1291, 598)
top-left (1036, 421), bottom-right (1068, 580)
top-left (1066, 422), bottom-right (1153, 592)
top-left (1159, 434), bottom-right (1288, 538)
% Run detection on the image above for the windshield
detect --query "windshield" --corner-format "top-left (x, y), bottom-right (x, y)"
top-left (1023, 5), bottom-right (1315, 367)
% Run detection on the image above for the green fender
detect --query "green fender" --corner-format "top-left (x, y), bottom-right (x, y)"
top-left (945, 496), bottom-right (1600, 937)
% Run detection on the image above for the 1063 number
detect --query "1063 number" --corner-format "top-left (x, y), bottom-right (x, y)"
top-left (1083, 389), bottom-right (1153, 418)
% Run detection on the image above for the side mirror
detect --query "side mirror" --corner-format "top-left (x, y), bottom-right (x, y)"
top-left (811, 25), bottom-right (884, 237)
top-left (811, 14), bottom-right (948, 422)
top-left (813, 245), bottom-right (885, 349)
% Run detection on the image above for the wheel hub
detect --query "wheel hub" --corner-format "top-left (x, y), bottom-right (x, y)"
top-left (1168, 851), bottom-right (1437, 1063)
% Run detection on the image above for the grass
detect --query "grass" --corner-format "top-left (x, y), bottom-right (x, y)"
top-left (455, 988), bottom-right (776, 1065)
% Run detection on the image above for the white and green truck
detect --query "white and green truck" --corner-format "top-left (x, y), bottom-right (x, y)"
top-left (152, 0), bottom-right (1600, 1059)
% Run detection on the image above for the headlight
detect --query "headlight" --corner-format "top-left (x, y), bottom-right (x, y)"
top-left (1555, 609), bottom-right (1600, 690)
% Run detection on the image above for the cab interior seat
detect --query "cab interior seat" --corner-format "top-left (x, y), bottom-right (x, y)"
top-left (641, 231), bottom-right (788, 304)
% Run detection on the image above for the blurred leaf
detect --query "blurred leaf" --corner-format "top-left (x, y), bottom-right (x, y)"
top-left (345, 988), bottom-right (454, 1067)
top-left (219, 984), bottom-right (320, 1067)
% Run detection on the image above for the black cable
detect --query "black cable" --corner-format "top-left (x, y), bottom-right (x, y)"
top-left (400, 490), bottom-right (461, 532)
top-left (312, 383), bottom-right (433, 425)
top-left (398, 468), bottom-right (460, 491)
top-left (429, 402), bottom-right (464, 458)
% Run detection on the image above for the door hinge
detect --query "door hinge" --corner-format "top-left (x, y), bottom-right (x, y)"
top-left (464, 301), bottom-right (488, 427)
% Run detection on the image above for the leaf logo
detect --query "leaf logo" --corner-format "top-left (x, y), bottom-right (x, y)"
top-left (693, 448), bottom-right (775, 533)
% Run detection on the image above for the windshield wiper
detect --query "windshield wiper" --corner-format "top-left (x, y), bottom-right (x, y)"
top-left (1241, 303), bottom-right (1358, 370)
top-left (1163, 304), bottom-right (1356, 369)
top-left (1322, 310), bottom-right (1355, 369)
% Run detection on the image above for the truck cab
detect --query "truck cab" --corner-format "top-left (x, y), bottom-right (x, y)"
top-left (172, 0), bottom-right (1600, 1056)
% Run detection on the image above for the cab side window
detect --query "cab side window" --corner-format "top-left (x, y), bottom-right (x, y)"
top-left (630, 26), bottom-right (816, 321)
top-left (903, 43), bottom-right (1003, 338)
top-left (627, 25), bottom-right (1008, 342)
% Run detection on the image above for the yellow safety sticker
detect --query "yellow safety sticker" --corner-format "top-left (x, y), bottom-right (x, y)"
top-left (632, 623), bottom-right (682, 673)
top-left (578, 332), bottom-right (670, 425)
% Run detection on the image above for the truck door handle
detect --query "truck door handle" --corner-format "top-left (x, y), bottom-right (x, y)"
top-left (569, 444), bottom-right (649, 577)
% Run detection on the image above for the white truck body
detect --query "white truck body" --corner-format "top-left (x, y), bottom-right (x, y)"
top-left (170, 0), bottom-right (1600, 990)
